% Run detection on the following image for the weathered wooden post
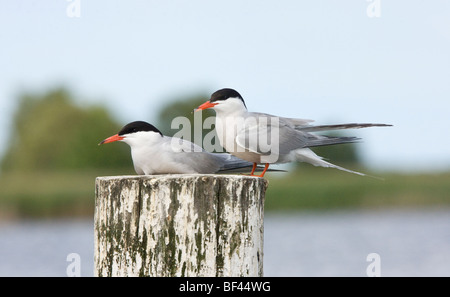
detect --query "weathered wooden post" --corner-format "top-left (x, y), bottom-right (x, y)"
top-left (94, 174), bottom-right (268, 277)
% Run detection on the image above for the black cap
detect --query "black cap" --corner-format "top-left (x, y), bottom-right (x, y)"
top-left (210, 88), bottom-right (246, 108)
top-left (118, 121), bottom-right (163, 137)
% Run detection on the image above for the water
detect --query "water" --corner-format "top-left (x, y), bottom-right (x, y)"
top-left (1, 209), bottom-right (449, 277)
top-left (0, 219), bottom-right (93, 277)
top-left (264, 209), bottom-right (450, 276)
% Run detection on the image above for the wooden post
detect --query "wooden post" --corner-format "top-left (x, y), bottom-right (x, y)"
top-left (94, 174), bottom-right (268, 277)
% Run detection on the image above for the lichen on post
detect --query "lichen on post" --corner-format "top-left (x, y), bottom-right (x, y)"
top-left (94, 174), bottom-right (267, 277)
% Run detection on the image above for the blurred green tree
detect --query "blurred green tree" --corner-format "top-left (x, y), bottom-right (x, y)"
top-left (1, 88), bottom-right (130, 172)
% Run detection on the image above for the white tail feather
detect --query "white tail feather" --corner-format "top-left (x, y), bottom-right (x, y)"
top-left (294, 148), bottom-right (383, 180)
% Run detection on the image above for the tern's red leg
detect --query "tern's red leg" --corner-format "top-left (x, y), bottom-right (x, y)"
top-left (253, 163), bottom-right (270, 178)
top-left (249, 163), bottom-right (257, 175)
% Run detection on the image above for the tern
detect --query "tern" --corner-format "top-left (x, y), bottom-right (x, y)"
top-left (99, 121), bottom-right (267, 175)
top-left (195, 88), bottom-right (391, 178)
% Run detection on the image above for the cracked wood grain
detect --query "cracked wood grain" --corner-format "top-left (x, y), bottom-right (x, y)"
top-left (94, 174), bottom-right (267, 277)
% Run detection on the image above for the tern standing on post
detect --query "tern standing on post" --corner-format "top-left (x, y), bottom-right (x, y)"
top-left (195, 88), bottom-right (391, 178)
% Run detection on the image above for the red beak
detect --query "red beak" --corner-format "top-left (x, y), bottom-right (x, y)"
top-left (195, 101), bottom-right (218, 111)
top-left (98, 134), bottom-right (124, 145)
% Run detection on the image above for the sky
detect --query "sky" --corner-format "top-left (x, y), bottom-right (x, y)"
top-left (1, 0), bottom-right (450, 173)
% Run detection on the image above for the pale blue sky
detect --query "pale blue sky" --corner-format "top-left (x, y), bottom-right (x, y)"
top-left (1, 0), bottom-right (450, 172)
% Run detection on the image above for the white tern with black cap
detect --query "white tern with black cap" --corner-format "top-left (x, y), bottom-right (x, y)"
top-left (99, 121), bottom-right (269, 175)
top-left (195, 88), bottom-right (391, 178)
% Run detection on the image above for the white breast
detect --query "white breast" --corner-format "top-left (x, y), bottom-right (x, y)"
top-left (214, 114), bottom-right (262, 163)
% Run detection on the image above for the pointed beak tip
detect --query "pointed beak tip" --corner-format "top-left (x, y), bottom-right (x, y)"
top-left (195, 101), bottom-right (217, 111)
top-left (98, 134), bottom-right (124, 145)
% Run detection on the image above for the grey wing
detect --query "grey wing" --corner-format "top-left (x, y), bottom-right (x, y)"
top-left (170, 143), bottom-right (258, 173)
top-left (297, 123), bottom-right (392, 132)
top-left (235, 115), bottom-right (361, 155)
top-left (235, 115), bottom-right (309, 155)
top-left (251, 113), bottom-right (314, 128)
top-left (167, 137), bottom-right (223, 173)
top-left (268, 114), bottom-right (392, 132)
top-left (214, 153), bottom-right (253, 171)
top-left (279, 116), bottom-right (315, 128)
top-left (292, 122), bottom-right (392, 147)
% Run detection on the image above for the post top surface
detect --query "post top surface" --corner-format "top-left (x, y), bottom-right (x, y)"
top-left (96, 174), bottom-right (265, 182)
